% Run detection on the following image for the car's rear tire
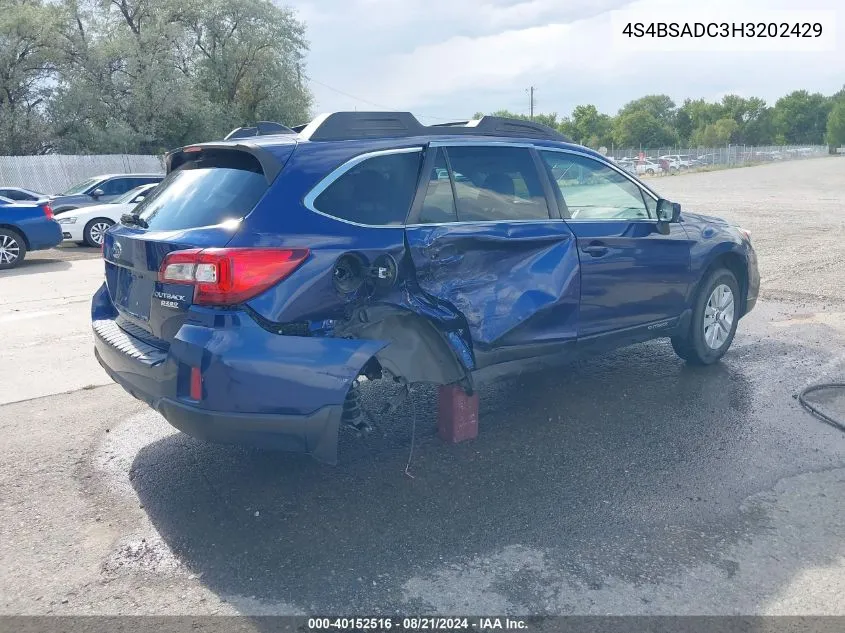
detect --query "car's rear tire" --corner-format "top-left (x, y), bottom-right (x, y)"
top-left (84, 218), bottom-right (114, 248)
top-left (0, 228), bottom-right (27, 270)
top-left (671, 268), bottom-right (740, 365)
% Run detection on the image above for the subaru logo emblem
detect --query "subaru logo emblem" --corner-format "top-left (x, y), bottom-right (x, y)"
top-left (112, 242), bottom-right (122, 259)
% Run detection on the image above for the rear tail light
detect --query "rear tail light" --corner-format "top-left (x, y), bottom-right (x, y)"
top-left (159, 248), bottom-right (309, 306)
top-left (41, 204), bottom-right (54, 220)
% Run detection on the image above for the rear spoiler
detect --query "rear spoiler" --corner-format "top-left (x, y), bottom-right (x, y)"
top-left (165, 142), bottom-right (288, 184)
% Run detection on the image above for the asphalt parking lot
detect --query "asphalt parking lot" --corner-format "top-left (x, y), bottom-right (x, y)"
top-left (1, 157), bottom-right (844, 616)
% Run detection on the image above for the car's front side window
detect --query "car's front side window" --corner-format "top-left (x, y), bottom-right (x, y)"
top-left (540, 151), bottom-right (653, 220)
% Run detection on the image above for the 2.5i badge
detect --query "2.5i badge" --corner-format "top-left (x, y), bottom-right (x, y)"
top-left (153, 290), bottom-right (187, 310)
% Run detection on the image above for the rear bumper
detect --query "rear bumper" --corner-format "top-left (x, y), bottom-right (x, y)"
top-left (28, 220), bottom-right (63, 250)
top-left (92, 284), bottom-right (386, 464)
top-left (94, 346), bottom-right (343, 461)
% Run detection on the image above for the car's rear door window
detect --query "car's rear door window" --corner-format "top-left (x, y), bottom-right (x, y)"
top-left (442, 146), bottom-right (549, 222)
top-left (135, 151), bottom-right (268, 231)
top-left (311, 148), bottom-right (422, 226)
top-left (418, 149), bottom-right (458, 224)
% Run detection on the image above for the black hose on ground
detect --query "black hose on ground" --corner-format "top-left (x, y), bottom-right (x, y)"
top-left (796, 383), bottom-right (845, 433)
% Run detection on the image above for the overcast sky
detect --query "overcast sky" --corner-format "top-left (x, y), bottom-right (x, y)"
top-left (290, 0), bottom-right (844, 122)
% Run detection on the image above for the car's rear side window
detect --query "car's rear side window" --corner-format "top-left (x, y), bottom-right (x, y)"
top-left (136, 151), bottom-right (267, 231)
top-left (312, 149), bottom-right (422, 226)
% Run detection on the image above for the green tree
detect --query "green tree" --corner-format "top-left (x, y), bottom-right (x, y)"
top-left (613, 110), bottom-right (676, 148)
top-left (0, 0), bottom-right (60, 154)
top-left (677, 98), bottom-right (722, 145)
top-left (826, 100), bottom-right (845, 150)
top-left (570, 104), bottom-right (613, 148)
top-left (693, 118), bottom-right (739, 146)
top-left (618, 94), bottom-right (676, 126)
top-left (720, 95), bottom-right (769, 144)
top-left (772, 90), bottom-right (831, 144)
top-left (48, 0), bottom-right (311, 153)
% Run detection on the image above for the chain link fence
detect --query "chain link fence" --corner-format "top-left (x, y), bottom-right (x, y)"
top-left (604, 144), bottom-right (829, 176)
top-left (0, 154), bottom-right (165, 196)
top-left (0, 145), bottom-right (833, 194)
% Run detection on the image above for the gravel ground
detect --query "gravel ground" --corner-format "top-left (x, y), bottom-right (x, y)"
top-left (1, 157), bottom-right (843, 618)
top-left (655, 157), bottom-right (845, 304)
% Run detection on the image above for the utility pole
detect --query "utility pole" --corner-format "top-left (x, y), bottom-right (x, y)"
top-left (527, 86), bottom-right (535, 120)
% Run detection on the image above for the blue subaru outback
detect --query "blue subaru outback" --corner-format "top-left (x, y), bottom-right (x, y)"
top-left (93, 112), bottom-right (759, 463)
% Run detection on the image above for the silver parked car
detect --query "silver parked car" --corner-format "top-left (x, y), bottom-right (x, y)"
top-left (48, 174), bottom-right (163, 213)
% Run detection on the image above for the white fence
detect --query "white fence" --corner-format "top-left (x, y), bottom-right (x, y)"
top-left (0, 154), bottom-right (165, 196)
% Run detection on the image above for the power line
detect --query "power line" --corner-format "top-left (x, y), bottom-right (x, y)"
top-left (304, 75), bottom-right (458, 122)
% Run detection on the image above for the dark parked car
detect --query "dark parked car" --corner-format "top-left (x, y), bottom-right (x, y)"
top-left (0, 187), bottom-right (47, 202)
top-left (93, 112), bottom-right (759, 464)
top-left (0, 198), bottom-right (62, 269)
top-left (49, 174), bottom-right (163, 213)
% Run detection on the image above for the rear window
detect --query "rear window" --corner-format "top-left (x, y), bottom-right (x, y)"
top-left (135, 152), bottom-right (266, 231)
top-left (311, 149), bottom-right (422, 226)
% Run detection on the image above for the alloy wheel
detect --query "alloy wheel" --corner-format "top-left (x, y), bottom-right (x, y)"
top-left (703, 284), bottom-right (735, 349)
top-left (0, 233), bottom-right (20, 265)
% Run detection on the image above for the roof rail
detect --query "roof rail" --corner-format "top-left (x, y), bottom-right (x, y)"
top-left (296, 112), bottom-right (570, 142)
top-left (224, 121), bottom-right (296, 140)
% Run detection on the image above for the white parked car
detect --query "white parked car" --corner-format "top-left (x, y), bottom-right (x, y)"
top-left (54, 183), bottom-right (158, 247)
top-left (659, 154), bottom-right (698, 170)
top-left (635, 159), bottom-right (661, 176)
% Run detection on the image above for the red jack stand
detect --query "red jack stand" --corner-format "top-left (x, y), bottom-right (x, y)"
top-left (437, 384), bottom-right (479, 443)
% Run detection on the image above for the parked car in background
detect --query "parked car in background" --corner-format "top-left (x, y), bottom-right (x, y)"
top-left (614, 157), bottom-right (637, 173)
top-left (696, 153), bottom-right (721, 165)
top-left (55, 183), bottom-right (158, 247)
top-left (92, 111), bottom-right (759, 464)
top-left (636, 159), bottom-right (661, 175)
top-left (0, 197), bottom-right (61, 269)
top-left (0, 186), bottom-right (47, 202)
top-left (658, 154), bottom-right (699, 171)
top-left (48, 174), bottom-right (164, 214)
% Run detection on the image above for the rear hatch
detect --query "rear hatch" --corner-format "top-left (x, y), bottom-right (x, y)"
top-left (102, 143), bottom-right (295, 342)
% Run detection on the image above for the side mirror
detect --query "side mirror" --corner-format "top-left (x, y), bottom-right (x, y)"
top-left (656, 198), bottom-right (681, 223)
top-left (92, 188), bottom-right (105, 199)
top-left (134, 196), bottom-right (145, 203)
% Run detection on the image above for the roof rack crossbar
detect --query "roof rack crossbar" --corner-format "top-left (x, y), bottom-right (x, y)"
top-left (224, 121), bottom-right (297, 140)
top-left (297, 112), bottom-right (570, 142)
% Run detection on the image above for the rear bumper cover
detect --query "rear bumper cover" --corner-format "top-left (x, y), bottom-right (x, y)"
top-left (27, 220), bottom-right (63, 250)
top-left (92, 285), bottom-right (386, 464)
top-left (95, 348), bottom-right (343, 462)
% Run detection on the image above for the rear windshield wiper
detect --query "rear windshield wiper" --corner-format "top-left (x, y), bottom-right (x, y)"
top-left (121, 212), bottom-right (148, 228)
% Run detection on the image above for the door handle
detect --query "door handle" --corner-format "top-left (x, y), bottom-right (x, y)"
top-left (581, 242), bottom-right (608, 257)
